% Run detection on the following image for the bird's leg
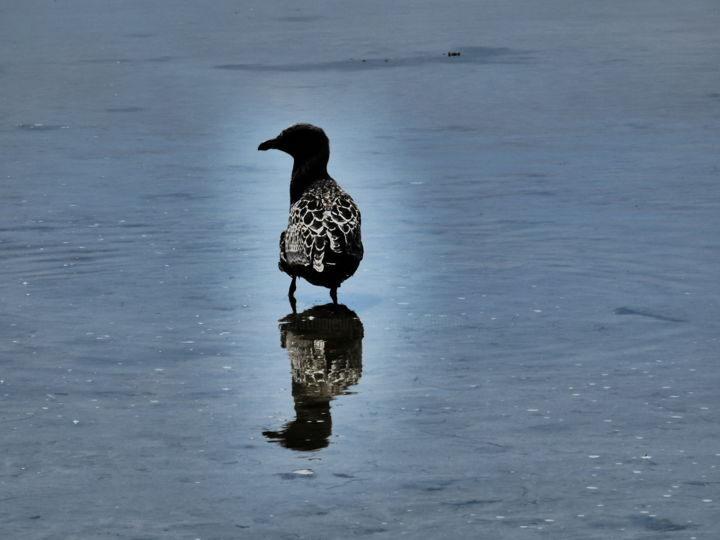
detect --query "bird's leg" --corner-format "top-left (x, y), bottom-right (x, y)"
top-left (288, 276), bottom-right (297, 313)
top-left (330, 286), bottom-right (338, 305)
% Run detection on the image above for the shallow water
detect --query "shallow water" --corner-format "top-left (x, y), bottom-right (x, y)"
top-left (2, 1), bottom-right (719, 538)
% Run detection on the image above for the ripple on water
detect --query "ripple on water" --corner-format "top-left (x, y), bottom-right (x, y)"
top-left (17, 123), bottom-right (69, 131)
top-left (0, 221), bottom-right (157, 281)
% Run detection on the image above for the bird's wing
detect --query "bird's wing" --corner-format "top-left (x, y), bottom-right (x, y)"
top-left (282, 190), bottom-right (362, 273)
top-left (324, 191), bottom-right (363, 261)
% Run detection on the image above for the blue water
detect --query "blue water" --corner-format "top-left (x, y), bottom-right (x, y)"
top-left (2, 1), bottom-right (719, 538)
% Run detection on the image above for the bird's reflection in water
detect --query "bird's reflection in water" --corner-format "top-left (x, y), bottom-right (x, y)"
top-left (263, 304), bottom-right (363, 451)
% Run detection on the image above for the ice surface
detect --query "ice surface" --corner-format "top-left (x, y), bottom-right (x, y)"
top-left (1, 0), bottom-right (719, 538)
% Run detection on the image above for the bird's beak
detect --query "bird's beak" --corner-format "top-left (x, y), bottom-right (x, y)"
top-left (258, 137), bottom-right (278, 151)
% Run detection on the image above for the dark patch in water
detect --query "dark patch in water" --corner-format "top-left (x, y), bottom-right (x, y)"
top-left (403, 479), bottom-right (456, 492)
top-left (630, 516), bottom-right (693, 532)
top-left (684, 480), bottom-right (720, 486)
top-left (119, 222), bottom-right (150, 229)
top-left (215, 46), bottom-right (532, 72)
top-left (527, 422), bottom-right (572, 433)
top-left (106, 107), bottom-right (144, 113)
top-left (143, 56), bottom-right (176, 63)
top-left (614, 307), bottom-right (686, 323)
top-left (444, 499), bottom-right (502, 507)
top-left (0, 224), bottom-right (54, 233)
top-left (356, 527), bottom-right (388, 535)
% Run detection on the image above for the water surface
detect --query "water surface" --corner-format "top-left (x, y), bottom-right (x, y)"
top-left (1, 1), bottom-right (719, 538)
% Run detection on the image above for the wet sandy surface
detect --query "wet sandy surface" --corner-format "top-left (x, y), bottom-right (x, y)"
top-left (2, 1), bottom-right (719, 538)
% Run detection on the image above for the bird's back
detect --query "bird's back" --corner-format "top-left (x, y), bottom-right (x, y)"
top-left (280, 178), bottom-right (363, 288)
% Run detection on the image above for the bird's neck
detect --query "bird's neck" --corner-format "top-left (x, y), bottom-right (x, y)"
top-left (290, 155), bottom-right (329, 204)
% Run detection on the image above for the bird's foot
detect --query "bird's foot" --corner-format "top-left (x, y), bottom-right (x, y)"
top-left (289, 276), bottom-right (297, 313)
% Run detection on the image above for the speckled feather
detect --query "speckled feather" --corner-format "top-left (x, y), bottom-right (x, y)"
top-left (280, 178), bottom-right (363, 280)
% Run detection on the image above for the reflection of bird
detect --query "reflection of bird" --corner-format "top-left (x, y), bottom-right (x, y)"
top-left (263, 304), bottom-right (363, 451)
top-left (258, 124), bottom-right (363, 312)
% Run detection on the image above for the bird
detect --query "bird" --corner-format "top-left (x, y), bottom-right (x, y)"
top-left (258, 123), bottom-right (363, 312)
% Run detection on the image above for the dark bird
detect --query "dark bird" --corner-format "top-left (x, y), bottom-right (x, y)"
top-left (258, 123), bottom-right (363, 311)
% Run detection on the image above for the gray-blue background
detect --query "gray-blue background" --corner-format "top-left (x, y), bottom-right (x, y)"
top-left (2, 1), bottom-right (719, 538)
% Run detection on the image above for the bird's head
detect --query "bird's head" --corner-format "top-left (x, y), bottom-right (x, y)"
top-left (258, 123), bottom-right (330, 162)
